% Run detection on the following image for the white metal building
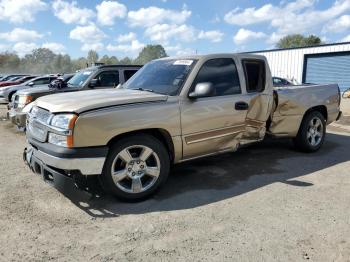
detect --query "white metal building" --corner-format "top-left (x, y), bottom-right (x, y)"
top-left (251, 42), bottom-right (350, 91)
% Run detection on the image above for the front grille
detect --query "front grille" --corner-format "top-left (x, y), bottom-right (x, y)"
top-left (31, 106), bottom-right (51, 124)
top-left (27, 106), bottom-right (52, 142)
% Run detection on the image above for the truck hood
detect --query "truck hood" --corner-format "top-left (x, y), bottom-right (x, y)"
top-left (35, 89), bottom-right (168, 113)
top-left (18, 84), bottom-right (51, 95)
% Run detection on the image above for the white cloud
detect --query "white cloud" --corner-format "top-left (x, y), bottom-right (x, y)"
top-left (70, 24), bottom-right (106, 51)
top-left (233, 28), bottom-right (266, 45)
top-left (145, 24), bottom-right (196, 44)
top-left (42, 42), bottom-right (66, 54)
top-left (70, 24), bottom-right (106, 43)
top-left (106, 40), bottom-right (144, 56)
top-left (176, 48), bottom-right (196, 56)
top-left (323, 14), bottom-right (350, 33)
top-left (52, 0), bottom-right (95, 25)
top-left (225, 0), bottom-right (350, 35)
top-left (82, 43), bottom-right (104, 52)
top-left (128, 5), bottom-right (191, 27)
top-left (96, 1), bottom-right (127, 26)
top-left (13, 42), bottom-right (38, 57)
top-left (198, 30), bottom-right (224, 43)
top-left (117, 32), bottom-right (137, 43)
top-left (0, 0), bottom-right (46, 23)
top-left (0, 28), bottom-right (43, 42)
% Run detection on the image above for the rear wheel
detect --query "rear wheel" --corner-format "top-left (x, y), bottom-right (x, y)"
top-left (100, 134), bottom-right (170, 201)
top-left (293, 111), bottom-right (326, 152)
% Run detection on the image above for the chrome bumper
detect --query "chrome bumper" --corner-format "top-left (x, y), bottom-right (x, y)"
top-left (8, 108), bottom-right (26, 127)
top-left (25, 144), bottom-right (106, 175)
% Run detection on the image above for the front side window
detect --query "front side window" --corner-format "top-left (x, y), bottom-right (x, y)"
top-left (33, 77), bottom-right (51, 85)
top-left (191, 58), bottom-right (241, 97)
top-left (243, 60), bottom-right (266, 93)
top-left (95, 71), bottom-right (119, 87)
top-left (124, 59), bottom-right (196, 95)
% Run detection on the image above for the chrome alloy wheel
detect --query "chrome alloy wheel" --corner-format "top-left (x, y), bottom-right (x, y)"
top-left (110, 145), bottom-right (161, 194)
top-left (307, 117), bottom-right (324, 146)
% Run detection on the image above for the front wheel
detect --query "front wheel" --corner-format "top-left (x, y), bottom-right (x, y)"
top-left (100, 134), bottom-right (170, 201)
top-left (293, 111), bottom-right (326, 152)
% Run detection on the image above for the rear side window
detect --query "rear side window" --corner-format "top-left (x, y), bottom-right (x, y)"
top-left (96, 71), bottom-right (119, 87)
top-left (192, 58), bottom-right (241, 97)
top-left (242, 60), bottom-right (266, 93)
top-left (124, 70), bottom-right (138, 81)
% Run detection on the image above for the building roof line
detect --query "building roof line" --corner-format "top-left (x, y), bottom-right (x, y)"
top-left (245, 41), bottom-right (350, 54)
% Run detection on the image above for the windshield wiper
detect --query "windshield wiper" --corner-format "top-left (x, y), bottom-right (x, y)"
top-left (131, 87), bottom-right (155, 93)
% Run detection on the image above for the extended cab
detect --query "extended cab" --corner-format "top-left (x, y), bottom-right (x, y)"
top-left (24, 54), bottom-right (341, 200)
top-left (8, 65), bottom-right (141, 129)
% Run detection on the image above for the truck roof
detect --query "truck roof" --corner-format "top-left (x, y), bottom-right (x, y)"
top-left (156, 53), bottom-right (267, 61)
top-left (86, 64), bottom-right (143, 70)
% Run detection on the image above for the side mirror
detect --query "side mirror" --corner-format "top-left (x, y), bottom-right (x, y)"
top-left (188, 82), bottom-right (214, 99)
top-left (89, 79), bottom-right (99, 88)
top-left (27, 82), bottom-right (34, 86)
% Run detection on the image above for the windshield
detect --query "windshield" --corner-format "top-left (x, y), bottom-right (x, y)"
top-left (124, 59), bottom-right (196, 95)
top-left (67, 70), bottom-right (93, 87)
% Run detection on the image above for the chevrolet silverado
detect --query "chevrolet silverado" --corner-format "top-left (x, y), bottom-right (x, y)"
top-left (24, 54), bottom-right (342, 200)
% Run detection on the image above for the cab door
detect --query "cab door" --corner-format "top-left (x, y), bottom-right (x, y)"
top-left (180, 57), bottom-right (272, 159)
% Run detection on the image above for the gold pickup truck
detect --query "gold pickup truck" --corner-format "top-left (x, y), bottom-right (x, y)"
top-left (24, 54), bottom-right (342, 200)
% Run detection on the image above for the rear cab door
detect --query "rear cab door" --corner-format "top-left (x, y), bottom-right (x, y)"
top-left (179, 55), bottom-right (273, 159)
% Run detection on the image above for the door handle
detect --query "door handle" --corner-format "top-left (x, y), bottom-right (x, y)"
top-left (235, 101), bottom-right (249, 110)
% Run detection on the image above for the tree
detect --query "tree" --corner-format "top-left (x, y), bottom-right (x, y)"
top-left (119, 57), bottom-right (132, 65)
top-left (276, 34), bottom-right (323, 49)
top-left (87, 50), bottom-right (99, 65)
top-left (134, 44), bottom-right (167, 65)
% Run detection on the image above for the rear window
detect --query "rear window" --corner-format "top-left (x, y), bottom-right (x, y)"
top-left (124, 70), bottom-right (138, 81)
top-left (242, 60), bottom-right (266, 93)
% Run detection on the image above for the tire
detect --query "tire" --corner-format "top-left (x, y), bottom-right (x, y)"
top-left (293, 111), bottom-right (326, 152)
top-left (100, 134), bottom-right (170, 201)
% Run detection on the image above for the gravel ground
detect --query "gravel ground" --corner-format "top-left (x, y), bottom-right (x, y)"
top-left (0, 104), bottom-right (350, 261)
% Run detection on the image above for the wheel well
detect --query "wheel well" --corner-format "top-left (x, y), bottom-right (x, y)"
top-left (107, 129), bottom-right (175, 163)
top-left (305, 105), bottom-right (328, 121)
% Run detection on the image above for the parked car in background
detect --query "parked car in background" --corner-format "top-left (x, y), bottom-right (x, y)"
top-left (0, 75), bottom-right (58, 104)
top-left (7, 74), bottom-right (74, 128)
top-left (23, 54), bottom-right (341, 200)
top-left (0, 75), bottom-right (37, 88)
top-left (0, 74), bottom-right (28, 83)
top-left (8, 65), bottom-right (141, 129)
top-left (272, 77), bottom-right (294, 87)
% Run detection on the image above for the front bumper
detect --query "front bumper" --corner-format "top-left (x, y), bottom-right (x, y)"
top-left (8, 108), bottom-right (27, 128)
top-left (25, 138), bottom-right (108, 175)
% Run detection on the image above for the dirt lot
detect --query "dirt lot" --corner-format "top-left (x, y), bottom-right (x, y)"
top-left (0, 103), bottom-right (350, 261)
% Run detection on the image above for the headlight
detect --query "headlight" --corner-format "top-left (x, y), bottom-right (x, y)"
top-left (48, 113), bottom-right (77, 148)
top-left (17, 95), bottom-right (32, 108)
top-left (50, 114), bottom-right (77, 130)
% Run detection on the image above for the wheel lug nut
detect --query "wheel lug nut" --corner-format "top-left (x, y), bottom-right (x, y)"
top-left (132, 172), bottom-right (136, 176)
top-left (138, 171), bottom-right (142, 174)
top-left (137, 161), bottom-right (140, 164)
top-left (128, 168), bottom-right (132, 171)
top-left (140, 165), bottom-right (144, 169)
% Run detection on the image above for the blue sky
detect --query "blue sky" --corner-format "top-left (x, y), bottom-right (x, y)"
top-left (0, 0), bottom-right (350, 58)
